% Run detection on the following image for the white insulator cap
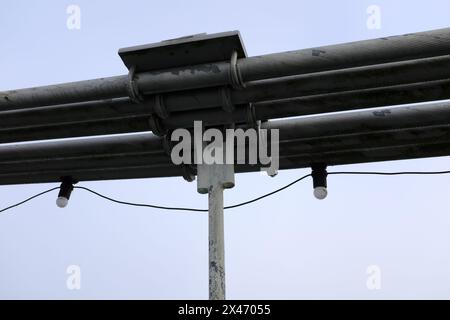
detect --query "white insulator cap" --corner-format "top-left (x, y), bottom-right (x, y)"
top-left (313, 186), bottom-right (328, 200)
top-left (56, 196), bottom-right (69, 208)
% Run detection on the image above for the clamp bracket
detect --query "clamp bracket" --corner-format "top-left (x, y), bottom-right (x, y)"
top-left (127, 66), bottom-right (144, 103)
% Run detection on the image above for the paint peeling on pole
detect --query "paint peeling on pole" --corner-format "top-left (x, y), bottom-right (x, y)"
top-left (208, 184), bottom-right (226, 300)
top-left (197, 153), bottom-right (235, 300)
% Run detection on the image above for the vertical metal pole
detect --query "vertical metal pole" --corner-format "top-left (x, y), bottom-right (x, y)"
top-left (197, 134), bottom-right (234, 300)
top-left (208, 184), bottom-right (225, 300)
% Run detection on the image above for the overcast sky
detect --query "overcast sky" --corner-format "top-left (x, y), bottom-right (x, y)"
top-left (1, 0), bottom-right (450, 299)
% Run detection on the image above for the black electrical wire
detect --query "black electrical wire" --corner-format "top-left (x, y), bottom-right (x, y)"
top-left (0, 170), bottom-right (449, 214)
top-left (76, 173), bottom-right (314, 212)
top-left (73, 186), bottom-right (208, 212)
top-left (0, 187), bottom-right (59, 214)
top-left (223, 173), bottom-right (312, 210)
top-left (330, 170), bottom-right (450, 176)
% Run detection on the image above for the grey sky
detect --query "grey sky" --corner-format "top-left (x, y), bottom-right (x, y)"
top-left (0, 0), bottom-right (449, 299)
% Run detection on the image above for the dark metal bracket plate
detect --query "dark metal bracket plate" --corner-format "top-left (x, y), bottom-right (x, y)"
top-left (119, 31), bottom-right (247, 72)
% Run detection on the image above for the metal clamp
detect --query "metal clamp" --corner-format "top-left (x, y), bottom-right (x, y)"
top-left (229, 51), bottom-right (246, 90)
top-left (257, 120), bottom-right (278, 177)
top-left (145, 95), bottom-right (169, 136)
top-left (246, 103), bottom-right (257, 129)
top-left (148, 114), bottom-right (167, 136)
top-left (182, 164), bottom-right (196, 182)
top-left (162, 133), bottom-right (196, 182)
top-left (161, 132), bottom-right (173, 155)
top-left (127, 66), bottom-right (144, 103)
top-left (153, 94), bottom-right (170, 119)
top-left (220, 87), bottom-right (234, 112)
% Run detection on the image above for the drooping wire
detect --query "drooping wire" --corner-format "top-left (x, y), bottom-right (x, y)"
top-left (0, 170), bottom-right (449, 214)
top-left (223, 173), bottom-right (312, 210)
top-left (0, 187), bottom-right (60, 214)
top-left (73, 186), bottom-right (208, 212)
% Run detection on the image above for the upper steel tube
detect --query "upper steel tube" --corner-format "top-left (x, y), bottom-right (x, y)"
top-left (1, 28), bottom-right (450, 109)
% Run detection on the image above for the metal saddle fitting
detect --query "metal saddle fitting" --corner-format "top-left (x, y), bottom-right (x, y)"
top-left (119, 31), bottom-right (264, 181)
top-left (160, 117), bottom-right (276, 182)
top-left (147, 94), bottom-right (170, 136)
top-left (162, 131), bottom-right (196, 182)
top-left (147, 52), bottom-right (248, 138)
top-left (232, 118), bottom-right (278, 177)
top-left (161, 125), bottom-right (236, 185)
top-left (258, 120), bottom-right (278, 178)
top-left (126, 64), bottom-right (170, 136)
top-left (197, 160), bottom-right (235, 195)
top-left (148, 114), bottom-right (168, 137)
top-left (119, 31), bottom-right (247, 138)
top-left (228, 50), bottom-right (246, 90)
top-left (126, 66), bottom-right (144, 104)
top-left (196, 137), bottom-right (235, 195)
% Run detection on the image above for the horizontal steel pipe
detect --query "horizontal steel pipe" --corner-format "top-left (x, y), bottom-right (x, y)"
top-left (2, 28), bottom-right (450, 110)
top-left (0, 133), bottom-right (162, 162)
top-left (2, 79), bottom-right (450, 145)
top-left (279, 124), bottom-right (450, 154)
top-left (0, 98), bottom-right (150, 131)
top-left (0, 140), bottom-right (449, 185)
top-left (162, 54), bottom-right (450, 113)
top-left (256, 78), bottom-right (450, 120)
top-left (3, 54), bottom-right (450, 118)
top-left (238, 28), bottom-right (450, 83)
top-left (267, 102), bottom-right (450, 141)
top-left (140, 27), bottom-right (450, 95)
top-left (0, 163), bottom-right (183, 185)
top-left (277, 142), bottom-right (450, 171)
top-left (0, 125), bottom-right (449, 175)
top-left (1, 115), bottom-right (449, 178)
top-left (2, 89), bottom-right (450, 144)
top-left (3, 73), bottom-right (450, 138)
top-left (143, 27), bottom-right (450, 94)
top-left (0, 76), bottom-right (129, 111)
top-left (2, 102), bottom-right (450, 159)
top-left (0, 152), bottom-right (171, 174)
top-left (0, 117), bottom-right (152, 144)
top-left (135, 62), bottom-right (230, 97)
top-left (0, 56), bottom-right (450, 136)
top-left (164, 94), bottom-right (450, 131)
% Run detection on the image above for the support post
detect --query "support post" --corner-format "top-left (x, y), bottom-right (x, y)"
top-left (208, 183), bottom-right (225, 300)
top-left (197, 158), bottom-right (235, 300)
